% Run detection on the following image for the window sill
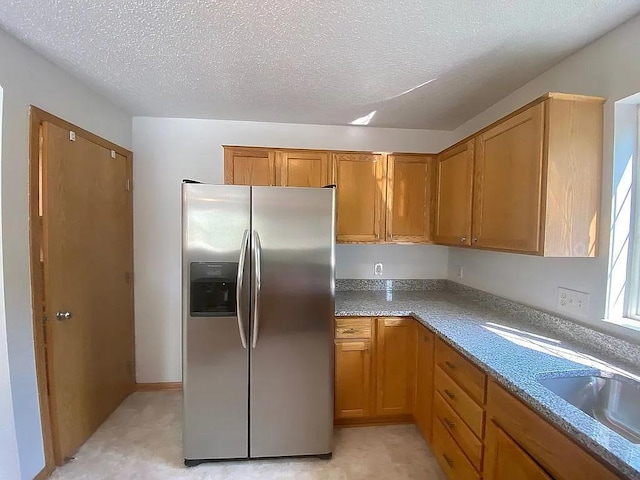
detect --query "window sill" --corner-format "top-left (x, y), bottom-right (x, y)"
top-left (603, 316), bottom-right (640, 333)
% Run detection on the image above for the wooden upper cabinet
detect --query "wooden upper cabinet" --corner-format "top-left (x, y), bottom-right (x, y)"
top-left (386, 155), bottom-right (434, 243)
top-left (334, 153), bottom-right (386, 243)
top-left (473, 104), bottom-right (545, 253)
top-left (224, 147), bottom-right (276, 186)
top-left (276, 150), bottom-right (331, 187)
top-left (434, 141), bottom-right (474, 246)
top-left (484, 421), bottom-right (552, 480)
top-left (375, 318), bottom-right (417, 416)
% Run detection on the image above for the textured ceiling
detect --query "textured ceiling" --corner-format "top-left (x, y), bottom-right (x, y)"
top-left (1, 1), bottom-right (640, 129)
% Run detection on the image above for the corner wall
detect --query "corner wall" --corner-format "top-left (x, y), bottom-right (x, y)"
top-left (446, 14), bottom-right (640, 338)
top-left (0, 27), bottom-right (132, 479)
top-left (132, 116), bottom-right (454, 382)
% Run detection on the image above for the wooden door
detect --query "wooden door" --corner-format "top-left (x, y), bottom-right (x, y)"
top-left (484, 421), bottom-right (553, 480)
top-left (414, 325), bottom-right (435, 443)
top-left (224, 147), bottom-right (276, 185)
top-left (333, 153), bottom-right (386, 243)
top-left (386, 155), bottom-right (434, 243)
top-left (42, 121), bottom-right (134, 463)
top-left (434, 141), bottom-right (474, 246)
top-left (276, 150), bottom-right (331, 187)
top-left (334, 340), bottom-right (372, 419)
top-left (375, 318), bottom-right (416, 416)
top-left (473, 104), bottom-right (545, 252)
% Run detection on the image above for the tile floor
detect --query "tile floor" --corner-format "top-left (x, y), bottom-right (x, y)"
top-left (50, 392), bottom-right (446, 479)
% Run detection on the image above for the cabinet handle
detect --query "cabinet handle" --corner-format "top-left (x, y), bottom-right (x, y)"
top-left (472, 237), bottom-right (478, 243)
top-left (445, 360), bottom-right (456, 370)
top-left (460, 237), bottom-right (466, 243)
top-left (444, 389), bottom-right (456, 400)
top-left (444, 418), bottom-right (455, 429)
top-left (341, 328), bottom-right (357, 334)
top-left (443, 454), bottom-right (454, 467)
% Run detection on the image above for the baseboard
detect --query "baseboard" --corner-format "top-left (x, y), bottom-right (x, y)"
top-left (136, 382), bottom-right (182, 392)
top-left (33, 465), bottom-right (54, 480)
top-left (334, 414), bottom-right (414, 427)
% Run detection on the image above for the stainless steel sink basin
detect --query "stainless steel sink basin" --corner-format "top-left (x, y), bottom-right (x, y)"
top-left (539, 374), bottom-right (640, 444)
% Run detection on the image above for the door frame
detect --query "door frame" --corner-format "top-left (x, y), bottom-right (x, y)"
top-left (28, 106), bottom-right (133, 477)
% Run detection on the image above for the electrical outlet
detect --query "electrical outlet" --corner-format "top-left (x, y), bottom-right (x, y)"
top-left (456, 266), bottom-right (464, 279)
top-left (374, 263), bottom-right (383, 276)
top-left (557, 287), bottom-right (590, 318)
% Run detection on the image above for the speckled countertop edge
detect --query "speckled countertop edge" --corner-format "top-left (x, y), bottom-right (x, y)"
top-left (335, 290), bottom-right (640, 479)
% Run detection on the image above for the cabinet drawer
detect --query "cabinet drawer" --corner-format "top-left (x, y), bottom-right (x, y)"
top-left (433, 418), bottom-right (481, 480)
top-left (335, 318), bottom-right (372, 339)
top-left (434, 367), bottom-right (485, 438)
top-left (436, 339), bottom-right (486, 404)
top-left (434, 391), bottom-right (483, 470)
top-left (487, 380), bottom-right (621, 480)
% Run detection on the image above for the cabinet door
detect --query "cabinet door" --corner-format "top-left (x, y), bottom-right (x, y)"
top-left (334, 340), bottom-right (372, 419)
top-left (334, 153), bottom-right (386, 243)
top-left (386, 155), bottom-right (434, 243)
top-left (484, 421), bottom-right (552, 480)
top-left (276, 151), bottom-right (331, 187)
top-left (414, 325), bottom-right (435, 443)
top-left (375, 318), bottom-right (417, 416)
top-left (224, 147), bottom-right (276, 186)
top-left (473, 104), bottom-right (545, 252)
top-left (434, 141), bottom-right (474, 246)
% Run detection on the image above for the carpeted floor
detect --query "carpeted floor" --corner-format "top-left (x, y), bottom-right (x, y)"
top-left (50, 392), bottom-right (446, 479)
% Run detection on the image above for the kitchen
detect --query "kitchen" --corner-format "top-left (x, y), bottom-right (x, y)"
top-left (1, 2), bottom-right (640, 480)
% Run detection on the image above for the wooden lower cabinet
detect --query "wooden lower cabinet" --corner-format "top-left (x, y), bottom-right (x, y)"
top-left (484, 380), bottom-right (621, 480)
top-left (334, 317), bottom-right (417, 425)
top-left (414, 324), bottom-right (435, 442)
top-left (484, 421), bottom-right (552, 480)
top-left (334, 340), bottom-right (372, 420)
top-left (334, 318), bottom-right (623, 480)
top-left (375, 318), bottom-right (417, 416)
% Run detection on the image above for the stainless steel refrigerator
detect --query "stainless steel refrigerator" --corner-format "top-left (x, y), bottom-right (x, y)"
top-left (182, 183), bottom-right (335, 466)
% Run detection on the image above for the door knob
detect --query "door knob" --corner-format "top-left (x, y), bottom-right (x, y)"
top-left (56, 311), bottom-right (73, 320)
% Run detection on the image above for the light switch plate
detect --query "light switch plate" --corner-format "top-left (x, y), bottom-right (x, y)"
top-left (374, 263), bottom-right (383, 276)
top-left (557, 287), bottom-right (590, 318)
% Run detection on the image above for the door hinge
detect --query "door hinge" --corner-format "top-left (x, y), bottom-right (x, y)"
top-left (110, 150), bottom-right (116, 159)
top-left (69, 131), bottom-right (76, 142)
top-left (125, 179), bottom-right (132, 191)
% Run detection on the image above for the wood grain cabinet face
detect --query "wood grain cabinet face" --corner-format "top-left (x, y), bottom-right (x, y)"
top-left (375, 318), bottom-right (417, 416)
top-left (333, 153), bottom-right (386, 243)
top-left (434, 141), bottom-right (474, 246)
top-left (224, 147), bottom-right (276, 186)
top-left (414, 325), bottom-right (435, 443)
top-left (334, 340), bottom-right (372, 419)
top-left (275, 151), bottom-right (331, 187)
top-left (484, 421), bottom-right (552, 480)
top-left (473, 104), bottom-right (545, 253)
top-left (386, 155), bottom-right (434, 243)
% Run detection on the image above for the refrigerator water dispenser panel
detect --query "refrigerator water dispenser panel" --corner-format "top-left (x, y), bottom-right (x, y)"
top-left (189, 262), bottom-right (238, 317)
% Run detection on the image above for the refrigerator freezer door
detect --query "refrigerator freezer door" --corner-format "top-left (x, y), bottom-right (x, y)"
top-left (250, 186), bottom-right (335, 458)
top-left (183, 184), bottom-right (251, 461)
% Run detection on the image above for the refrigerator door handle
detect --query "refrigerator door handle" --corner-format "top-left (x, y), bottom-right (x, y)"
top-left (236, 229), bottom-right (249, 349)
top-left (251, 230), bottom-right (262, 348)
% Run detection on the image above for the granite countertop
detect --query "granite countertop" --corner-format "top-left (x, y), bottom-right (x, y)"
top-left (335, 288), bottom-right (640, 479)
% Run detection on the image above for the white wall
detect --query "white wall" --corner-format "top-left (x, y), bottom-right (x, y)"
top-left (0, 28), bottom-right (132, 479)
top-left (0, 85), bottom-right (21, 480)
top-left (132, 117), bottom-right (453, 382)
top-left (446, 14), bottom-right (640, 338)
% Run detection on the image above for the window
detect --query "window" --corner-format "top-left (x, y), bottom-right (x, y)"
top-left (606, 100), bottom-right (640, 330)
top-left (625, 106), bottom-right (640, 321)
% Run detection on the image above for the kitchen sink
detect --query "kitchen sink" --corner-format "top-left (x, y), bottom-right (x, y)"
top-left (539, 374), bottom-right (640, 444)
